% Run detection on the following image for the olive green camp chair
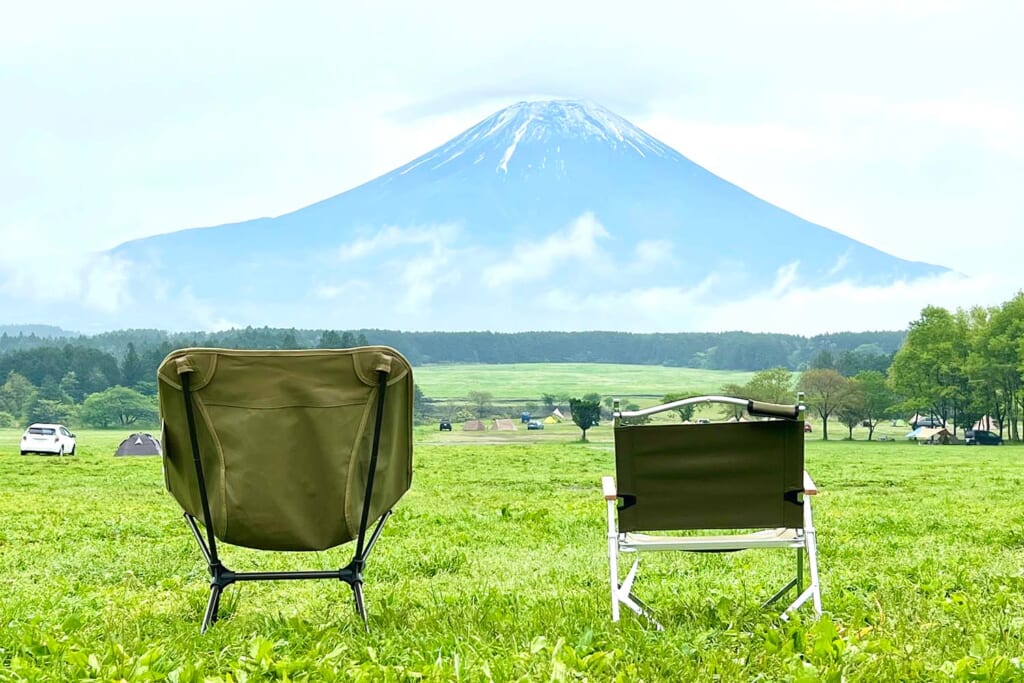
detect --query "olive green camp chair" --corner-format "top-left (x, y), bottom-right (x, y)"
top-left (602, 395), bottom-right (820, 629)
top-left (157, 346), bottom-right (413, 632)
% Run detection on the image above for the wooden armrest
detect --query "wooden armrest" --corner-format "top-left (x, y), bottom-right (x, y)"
top-left (803, 471), bottom-right (818, 495)
top-left (602, 476), bottom-right (617, 501)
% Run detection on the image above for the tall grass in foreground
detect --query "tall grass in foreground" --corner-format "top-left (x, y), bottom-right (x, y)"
top-left (1, 427), bottom-right (1023, 681)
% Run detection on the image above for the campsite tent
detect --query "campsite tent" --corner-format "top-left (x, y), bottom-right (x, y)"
top-left (906, 426), bottom-right (957, 445)
top-left (114, 432), bottom-right (162, 456)
top-left (463, 420), bottom-right (486, 431)
top-left (493, 419), bottom-right (517, 431)
top-left (543, 415), bottom-right (559, 424)
top-left (550, 408), bottom-right (565, 420)
top-left (972, 416), bottom-right (998, 432)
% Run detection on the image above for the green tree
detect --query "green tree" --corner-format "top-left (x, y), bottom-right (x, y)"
top-left (121, 342), bottom-right (143, 387)
top-left (467, 391), bottom-right (493, 418)
top-left (280, 331), bottom-right (300, 349)
top-left (834, 381), bottom-right (867, 440)
top-left (809, 349), bottom-right (835, 370)
top-left (854, 370), bottom-right (897, 440)
top-left (0, 371), bottom-right (38, 422)
top-left (798, 369), bottom-right (848, 440)
top-left (662, 392), bottom-right (696, 422)
top-left (80, 387), bottom-right (158, 428)
top-left (720, 382), bottom-right (749, 419)
top-left (569, 397), bottom-right (601, 441)
top-left (59, 371), bottom-right (80, 403)
top-left (317, 330), bottom-right (343, 349)
top-left (25, 398), bottom-right (77, 426)
top-left (889, 306), bottom-right (971, 435)
top-left (413, 384), bottom-right (428, 419)
top-left (745, 367), bottom-right (794, 404)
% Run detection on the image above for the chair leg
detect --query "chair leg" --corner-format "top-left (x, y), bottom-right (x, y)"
top-left (783, 499), bottom-right (822, 618)
top-left (352, 581), bottom-right (369, 633)
top-left (201, 584), bottom-right (222, 634)
top-left (614, 557), bottom-right (664, 630)
top-left (805, 529), bottom-right (822, 615)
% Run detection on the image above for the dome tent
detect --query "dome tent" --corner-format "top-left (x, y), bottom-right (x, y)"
top-left (115, 432), bottom-right (162, 456)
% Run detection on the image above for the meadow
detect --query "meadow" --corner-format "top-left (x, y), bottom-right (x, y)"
top-left (2, 421), bottom-right (1023, 682)
top-left (412, 363), bottom-right (756, 403)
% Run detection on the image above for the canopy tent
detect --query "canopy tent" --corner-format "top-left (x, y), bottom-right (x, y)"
top-left (115, 432), bottom-right (162, 456)
top-left (906, 426), bottom-right (957, 444)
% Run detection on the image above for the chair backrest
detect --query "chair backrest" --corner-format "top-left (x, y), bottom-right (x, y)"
top-left (157, 346), bottom-right (413, 552)
top-left (614, 419), bottom-right (804, 533)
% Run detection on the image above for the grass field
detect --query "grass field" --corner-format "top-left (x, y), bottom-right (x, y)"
top-left (413, 363), bottom-right (756, 402)
top-left (2, 425), bottom-right (1023, 681)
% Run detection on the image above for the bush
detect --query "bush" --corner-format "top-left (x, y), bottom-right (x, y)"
top-left (0, 410), bottom-right (16, 427)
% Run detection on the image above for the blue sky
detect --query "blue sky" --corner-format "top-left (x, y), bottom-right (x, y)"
top-left (1, 0), bottom-right (1021, 332)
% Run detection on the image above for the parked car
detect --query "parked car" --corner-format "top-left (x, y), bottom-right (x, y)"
top-left (965, 429), bottom-right (1002, 445)
top-left (21, 423), bottom-right (77, 455)
top-left (527, 420), bottom-right (544, 430)
top-left (439, 419), bottom-right (452, 432)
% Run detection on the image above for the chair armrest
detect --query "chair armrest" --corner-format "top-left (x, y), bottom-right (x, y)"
top-left (602, 476), bottom-right (617, 501)
top-left (803, 471), bottom-right (818, 496)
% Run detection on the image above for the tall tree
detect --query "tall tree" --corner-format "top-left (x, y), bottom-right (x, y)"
top-left (889, 306), bottom-right (971, 434)
top-left (569, 397), bottom-right (601, 441)
top-left (720, 382), bottom-right (749, 419)
top-left (854, 370), bottom-right (896, 440)
top-left (317, 330), bottom-right (343, 349)
top-left (467, 391), bottom-right (493, 418)
top-left (744, 367), bottom-right (795, 404)
top-left (0, 372), bottom-right (38, 421)
top-left (835, 381), bottom-right (867, 440)
top-left (80, 387), bottom-right (158, 428)
top-left (121, 342), bottom-right (144, 387)
top-left (662, 392), bottom-right (696, 422)
top-left (798, 369), bottom-right (848, 440)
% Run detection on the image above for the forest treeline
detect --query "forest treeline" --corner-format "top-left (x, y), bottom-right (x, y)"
top-left (0, 326), bottom-right (899, 430)
top-left (4, 290), bottom-right (1024, 440)
top-left (1, 327), bottom-right (905, 372)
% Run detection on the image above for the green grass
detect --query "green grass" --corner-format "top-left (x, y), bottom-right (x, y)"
top-left (413, 363), bottom-right (756, 401)
top-left (2, 427), bottom-right (1024, 681)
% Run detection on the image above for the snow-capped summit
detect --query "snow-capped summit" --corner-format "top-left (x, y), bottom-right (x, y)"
top-left (104, 99), bottom-right (950, 332)
top-left (390, 100), bottom-right (676, 179)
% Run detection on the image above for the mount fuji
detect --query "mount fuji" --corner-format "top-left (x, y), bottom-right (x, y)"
top-left (106, 99), bottom-right (948, 331)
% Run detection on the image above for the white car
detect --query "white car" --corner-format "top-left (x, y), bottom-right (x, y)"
top-left (21, 423), bottom-right (77, 456)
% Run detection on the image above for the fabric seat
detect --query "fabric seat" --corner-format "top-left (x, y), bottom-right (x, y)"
top-left (157, 346), bottom-right (413, 632)
top-left (602, 395), bottom-right (822, 629)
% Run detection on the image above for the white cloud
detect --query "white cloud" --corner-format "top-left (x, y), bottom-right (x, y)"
top-left (483, 212), bottom-right (610, 288)
top-left (633, 240), bottom-right (674, 267)
top-left (826, 252), bottom-right (850, 278)
top-left (398, 244), bottom-right (462, 312)
top-left (337, 223), bottom-right (461, 261)
top-left (0, 223), bottom-right (132, 314)
top-left (521, 270), bottom-right (1019, 335)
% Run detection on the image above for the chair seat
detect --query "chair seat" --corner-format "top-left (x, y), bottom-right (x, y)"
top-left (622, 527), bottom-right (803, 552)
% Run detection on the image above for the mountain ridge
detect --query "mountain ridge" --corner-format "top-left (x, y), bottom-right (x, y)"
top-left (102, 99), bottom-right (948, 332)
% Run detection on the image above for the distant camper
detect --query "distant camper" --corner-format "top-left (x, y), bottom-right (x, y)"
top-left (114, 432), bottom-right (162, 456)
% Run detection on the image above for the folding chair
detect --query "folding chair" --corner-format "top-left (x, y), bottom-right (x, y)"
top-left (157, 346), bottom-right (413, 633)
top-left (602, 395), bottom-right (820, 629)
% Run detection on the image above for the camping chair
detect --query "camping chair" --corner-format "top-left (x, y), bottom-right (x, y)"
top-left (602, 395), bottom-right (820, 629)
top-left (157, 346), bottom-right (413, 633)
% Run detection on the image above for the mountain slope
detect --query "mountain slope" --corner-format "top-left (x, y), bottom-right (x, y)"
top-left (108, 100), bottom-right (947, 331)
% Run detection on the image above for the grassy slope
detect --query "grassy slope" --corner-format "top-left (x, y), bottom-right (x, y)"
top-left (412, 363), bottom-right (756, 401)
top-left (1, 426), bottom-right (1022, 681)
